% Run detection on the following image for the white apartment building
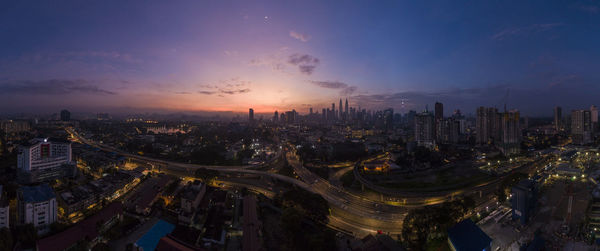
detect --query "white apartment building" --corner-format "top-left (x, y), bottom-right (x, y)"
top-left (17, 184), bottom-right (57, 229)
top-left (17, 138), bottom-right (75, 183)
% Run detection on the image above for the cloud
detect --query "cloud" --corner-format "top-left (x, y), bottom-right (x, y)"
top-left (492, 23), bottom-right (564, 40)
top-left (288, 54), bottom-right (320, 75)
top-left (174, 91), bottom-right (191, 95)
top-left (198, 91), bottom-right (217, 95)
top-left (289, 31), bottom-right (311, 42)
top-left (309, 80), bottom-right (357, 95)
top-left (249, 49), bottom-right (321, 75)
top-left (575, 3), bottom-right (599, 14)
top-left (340, 86), bottom-right (357, 96)
top-left (220, 88), bottom-right (251, 95)
top-left (310, 80), bottom-right (347, 89)
top-left (197, 78), bottom-right (252, 96)
top-left (224, 50), bottom-right (238, 56)
top-left (0, 79), bottom-right (117, 95)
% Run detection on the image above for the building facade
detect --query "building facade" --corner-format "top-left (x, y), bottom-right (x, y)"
top-left (511, 179), bottom-right (536, 225)
top-left (554, 106), bottom-right (562, 132)
top-left (17, 184), bottom-right (57, 229)
top-left (571, 110), bottom-right (592, 145)
top-left (500, 110), bottom-right (521, 155)
top-left (415, 111), bottom-right (435, 148)
top-left (476, 107), bottom-right (501, 145)
top-left (17, 138), bottom-right (76, 183)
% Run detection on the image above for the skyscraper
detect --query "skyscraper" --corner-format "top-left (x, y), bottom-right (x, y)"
top-left (500, 110), bottom-right (521, 155)
top-left (571, 109), bottom-right (592, 145)
top-left (437, 118), bottom-right (460, 144)
top-left (434, 102), bottom-right (443, 141)
top-left (60, 109), bottom-right (70, 121)
top-left (249, 108), bottom-right (254, 122)
top-left (339, 99), bottom-right (343, 119)
top-left (476, 107), bottom-right (501, 145)
top-left (434, 102), bottom-right (443, 121)
top-left (591, 105), bottom-right (598, 133)
top-left (345, 98), bottom-right (349, 120)
top-left (331, 103), bottom-right (335, 120)
top-left (273, 111), bottom-right (278, 122)
top-left (415, 111), bottom-right (435, 148)
top-left (554, 106), bottom-right (562, 131)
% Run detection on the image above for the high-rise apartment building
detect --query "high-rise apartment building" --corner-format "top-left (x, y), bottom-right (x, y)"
top-left (500, 110), bottom-right (521, 155)
top-left (339, 99), bottom-right (343, 119)
top-left (17, 138), bottom-right (76, 183)
top-left (554, 106), bottom-right (562, 131)
top-left (345, 98), bottom-right (349, 120)
top-left (571, 109), bottom-right (592, 145)
top-left (415, 111), bottom-right (435, 148)
top-left (434, 102), bottom-right (443, 122)
top-left (437, 118), bottom-right (460, 144)
top-left (60, 109), bottom-right (71, 121)
top-left (591, 105), bottom-right (598, 133)
top-left (476, 107), bottom-right (501, 145)
top-left (0, 120), bottom-right (31, 135)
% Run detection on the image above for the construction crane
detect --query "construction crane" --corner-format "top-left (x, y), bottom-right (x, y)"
top-left (496, 88), bottom-right (510, 112)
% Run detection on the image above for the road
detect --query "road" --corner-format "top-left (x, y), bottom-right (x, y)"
top-left (67, 127), bottom-right (550, 237)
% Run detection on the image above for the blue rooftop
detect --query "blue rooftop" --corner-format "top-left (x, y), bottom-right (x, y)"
top-left (448, 219), bottom-right (492, 251)
top-left (20, 184), bottom-right (56, 203)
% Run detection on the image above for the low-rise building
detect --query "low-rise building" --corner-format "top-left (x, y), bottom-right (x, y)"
top-left (17, 184), bottom-right (57, 229)
top-left (179, 181), bottom-right (206, 225)
top-left (36, 202), bottom-right (123, 251)
top-left (447, 219), bottom-right (492, 251)
top-left (511, 179), bottom-right (537, 225)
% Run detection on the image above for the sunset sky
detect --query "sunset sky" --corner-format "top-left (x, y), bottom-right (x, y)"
top-left (1, 1), bottom-right (600, 116)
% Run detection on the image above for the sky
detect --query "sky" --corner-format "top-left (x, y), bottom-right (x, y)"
top-left (1, 0), bottom-right (600, 116)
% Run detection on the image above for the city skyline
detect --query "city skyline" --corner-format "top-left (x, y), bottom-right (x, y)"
top-left (2, 1), bottom-right (600, 116)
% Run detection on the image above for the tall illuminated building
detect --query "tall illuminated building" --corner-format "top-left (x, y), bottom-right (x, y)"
top-left (415, 111), bottom-right (435, 148)
top-left (339, 99), bottom-right (343, 119)
top-left (554, 106), bottom-right (562, 131)
top-left (571, 109), bottom-right (592, 145)
top-left (345, 98), bottom-right (349, 120)
top-left (591, 105), bottom-right (598, 133)
top-left (476, 107), bottom-right (501, 145)
top-left (500, 110), bottom-right (521, 155)
top-left (249, 108), bottom-right (254, 122)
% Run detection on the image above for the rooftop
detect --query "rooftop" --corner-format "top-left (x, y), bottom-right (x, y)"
top-left (37, 202), bottom-right (123, 251)
top-left (448, 219), bottom-right (492, 251)
top-left (19, 183), bottom-right (55, 203)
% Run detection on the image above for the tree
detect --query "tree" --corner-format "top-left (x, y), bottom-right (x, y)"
top-left (194, 168), bottom-right (219, 183)
top-left (0, 227), bottom-right (13, 251)
top-left (92, 242), bottom-right (111, 251)
top-left (14, 224), bottom-right (37, 248)
top-left (496, 172), bottom-right (528, 203)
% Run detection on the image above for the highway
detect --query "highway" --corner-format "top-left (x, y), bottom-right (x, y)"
top-left (66, 127), bottom-right (553, 237)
